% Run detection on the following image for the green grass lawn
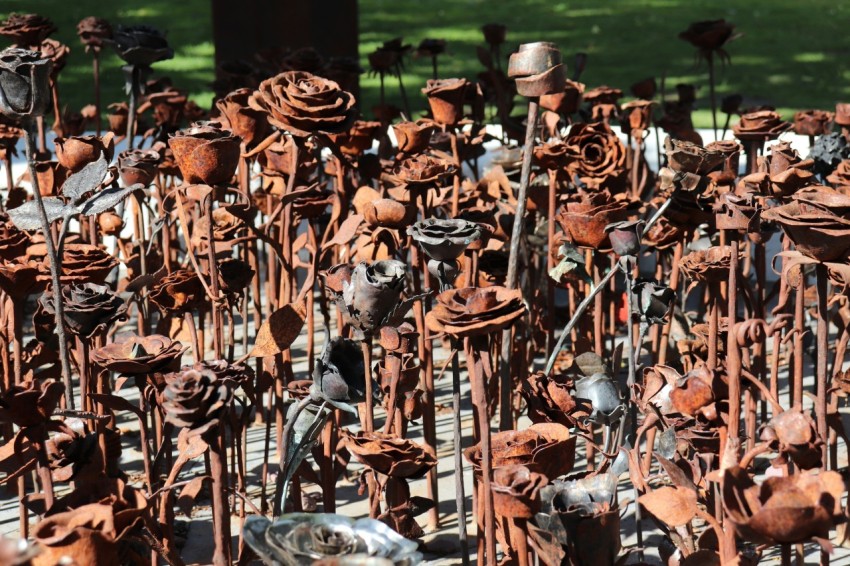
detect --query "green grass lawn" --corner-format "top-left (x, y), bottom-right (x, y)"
top-left (3, 0), bottom-right (850, 128)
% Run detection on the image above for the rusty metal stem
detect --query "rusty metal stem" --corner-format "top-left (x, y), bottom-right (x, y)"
top-left (209, 422), bottom-right (232, 566)
top-left (499, 97), bottom-right (539, 430)
top-left (815, 264), bottom-right (829, 464)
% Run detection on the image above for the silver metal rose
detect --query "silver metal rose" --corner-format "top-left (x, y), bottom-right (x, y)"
top-left (243, 514), bottom-right (423, 566)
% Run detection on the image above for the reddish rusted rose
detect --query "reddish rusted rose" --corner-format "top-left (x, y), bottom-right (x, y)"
top-left (583, 85), bottom-right (622, 122)
top-left (669, 366), bottom-right (727, 421)
top-left (793, 109), bottom-right (833, 137)
top-left (761, 186), bottom-right (850, 262)
top-left (249, 70), bottom-right (356, 137)
top-left (107, 102), bottom-right (129, 136)
top-left (54, 133), bottom-right (115, 173)
top-left (540, 79), bottom-right (585, 116)
top-left (827, 160), bottom-right (850, 192)
top-left (422, 78), bottom-right (470, 125)
top-left (533, 141), bottom-right (577, 172)
top-left (214, 87), bottom-right (271, 149)
top-left (0, 378), bottom-right (64, 428)
top-left (0, 258), bottom-right (47, 299)
top-left (491, 465), bottom-right (548, 519)
top-left (521, 372), bottom-right (579, 428)
top-left (0, 13), bottom-right (56, 47)
top-left (344, 431), bottom-right (437, 479)
top-left (40, 243), bottom-right (119, 285)
top-left (30, 160), bottom-right (67, 197)
top-left (161, 367), bottom-right (233, 437)
top-left (757, 141), bottom-right (815, 197)
top-left (327, 120), bottom-right (381, 157)
top-left (363, 198), bottom-right (413, 229)
top-left (556, 193), bottom-right (636, 250)
top-left (426, 286), bottom-right (525, 338)
top-left (679, 245), bottom-right (741, 282)
top-left (733, 111), bottom-right (791, 141)
top-left (722, 466), bottom-right (844, 545)
top-left (0, 218), bottom-right (30, 260)
top-left (169, 122), bottom-right (240, 185)
top-left (464, 423), bottom-right (576, 480)
top-left (679, 19), bottom-right (737, 54)
top-left (149, 269), bottom-right (206, 314)
top-left (621, 99), bottom-right (656, 137)
top-left (117, 147), bottom-right (161, 186)
top-left (760, 409), bottom-right (823, 470)
top-left (140, 89), bottom-right (187, 128)
top-left (564, 122), bottom-right (628, 191)
top-left (76, 17), bottom-right (112, 50)
top-left (91, 335), bottom-right (184, 375)
top-left (392, 120), bottom-right (437, 154)
top-left (393, 151), bottom-right (457, 187)
top-left (38, 283), bottom-right (128, 339)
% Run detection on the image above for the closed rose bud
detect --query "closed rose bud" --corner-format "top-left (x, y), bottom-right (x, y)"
top-left (0, 48), bottom-right (52, 119)
top-left (117, 147), bottom-right (160, 186)
top-left (604, 219), bottom-right (644, 257)
top-left (107, 24), bottom-right (173, 67)
top-left (422, 78), bottom-right (469, 125)
top-left (169, 122), bottom-right (240, 186)
top-left (631, 279), bottom-right (676, 324)
top-left (392, 120), bottom-right (437, 154)
top-left (98, 211), bottom-right (124, 237)
top-left (54, 132), bottom-right (115, 172)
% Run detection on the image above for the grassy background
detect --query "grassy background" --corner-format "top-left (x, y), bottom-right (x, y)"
top-left (2, 0), bottom-right (849, 128)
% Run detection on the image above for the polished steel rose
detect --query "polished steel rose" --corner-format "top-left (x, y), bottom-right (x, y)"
top-left (631, 279), bottom-right (676, 324)
top-left (310, 336), bottom-right (368, 414)
top-left (0, 48), bottom-right (52, 119)
top-left (407, 218), bottom-right (480, 261)
top-left (249, 70), bottom-right (356, 137)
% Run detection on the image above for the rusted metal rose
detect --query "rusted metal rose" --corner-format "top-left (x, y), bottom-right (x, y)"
top-left (733, 110), bottom-right (791, 141)
top-left (45, 421), bottom-right (102, 483)
top-left (38, 283), bottom-right (128, 339)
top-left (583, 85), bottom-right (622, 122)
top-left (328, 120), bottom-right (381, 157)
top-left (0, 218), bottom-right (30, 260)
top-left (76, 17), bottom-right (112, 50)
top-left (533, 473), bottom-right (620, 566)
top-left (117, 147), bottom-right (161, 186)
top-left (0, 13), bottom-right (56, 46)
top-left (491, 464), bottom-right (548, 519)
top-left (362, 198), bottom-right (413, 230)
top-left (557, 193), bottom-right (636, 250)
top-left (54, 133), bottom-right (115, 173)
top-left (107, 102), bottom-right (129, 136)
top-left (679, 245), bottom-right (741, 283)
top-left (344, 431), bottom-right (436, 479)
top-left (540, 79), bottom-right (585, 116)
top-left (392, 120), bottom-right (437, 154)
top-left (43, 243), bottom-right (119, 285)
top-left (0, 378), bottom-right (64, 428)
top-left (29, 159), bottom-right (67, 196)
top-left (666, 137), bottom-right (726, 175)
top-left (794, 109), bottom-right (833, 138)
top-left (331, 260), bottom-right (406, 337)
top-left (757, 141), bottom-right (815, 197)
top-left (760, 409), bottom-right (823, 470)
top-left (407, 218), bottom-right (481, 261)
top-left (148, 269), bottom-right (206, 314)
top-left (311, 336), bottom-right (368, 413)
top-left (427, 286), bottom-right (525, 337)
top-left (243, 514), bottom-right (422, 566)
top-left (827, 160), bottom-right (850, 192)
top-left (249, 70), bottom-right (356, 137)
top-left (215, 87), bottom-right (270, 148)
top-left (91, 334), bottom-right (184, 375)
top-left (169, 122), bottom-right (240, 185)
top-left (679, 19), bottom-right (737, 60)
top-left (761, 186), bottom-right (850, 262)
top-left (521, 372), bottom-right (579, 428)
top-left (139, 89), bottom-right (187, 128)
top-left (604, 219), bottom-right (644, 256)
top-left (161, 367), bottom-right (233, 437)
top-left (422, 78), bottom-right (470, 125)
top-left (107, 24), bottom-right (173, 67)
top-left (632, 279), bottom-right (676, 324)
top-left (508, 42), bottom-right (565, 97)
top-left (464, 423), bottom-right (576, 480)
top-left (621, 99), bottom-right (656, 138)
top-left (393, 152), bottom-right (457, 187)
top-left (669, 365), bottom-right (727, 421)
top-left (722, 466), bottom-right (844, 545)
top-left (0, 258), bottom-right (47, 299)
top-left (564, 122), bottom-right (628, 191)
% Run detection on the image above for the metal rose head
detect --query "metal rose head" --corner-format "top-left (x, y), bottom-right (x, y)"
top-left (464, 423), bottom-right (576, 480)
top-left (421, 78), bottom-right (470, 126)
top-left (169, 121), bottom-right (241, 186)
top-left (507, 42), bottom-right (565, 98)
top-left (243, 514), bottom-right (422, 566)
top-left (392, 120), bottom-right (436, 154)
top-left (574, 372), bottom-right (624, 425)
top-left (563, 122), bottom-right (628, 192)
top-left (340, 260), bottom-right (406, 336)
top-left (344, 431), bottom-right (437, 479)
top-left (604, 219), bottom-right (644, 257)
top-left (77, 17), bottom-right (113, 51)
top-left (760, 409), bottom-right (823, 470)
top-left (117, 147), bottom-right (161, 186)
top-left (91, 334), bottom-right (185, 376)
top-left (108, 24), bottom-right (173, 68)
top-left (0, 535), bottom-right (39, 566)
top-left (557, 193), bottom-right (636, 250)
top-left (54, 133), bottom-right (115, 173)
top-left (38, 283), bottom-right (128, 339)
top-left (491, 465), bottom-right (548, 519)
top-left (161, 367), bottom-right (233, 438)
top-left (310, 336), bottom-right (368, 414)
top-left (733, 110), bottom-right (791, 142)
top-left (794, 109), bottom-right (834, 138)
top-left (722, 466), bottom-right (844, 545)
top-left (0, 378), bottom-right (64, 428)
top-left (521, 372), bottom-right (579, 428)
top-left (0, 48), bottom-right (52, 119)
top-left (679, 19), bottom-right (737, 61)
top-left (426, 286), bottom-right (526, 338)
top-left (215, 87), bottom-right (271, 149)
top-left (407, 218), bottom-right (480, 262)
top-left (631, 279), bottom-right (675, 324)
top-left (0, 13), bottom-right (56, 46)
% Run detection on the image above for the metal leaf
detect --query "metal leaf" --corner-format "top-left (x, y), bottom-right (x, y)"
top-left (7, 198), bottom-right (74, 231)
top-left (62, 156), bottom-right (109, 202)
top-left (280, 401), bottom-right (331, 505)
top-left (79, 184), bottom-right (142, 216)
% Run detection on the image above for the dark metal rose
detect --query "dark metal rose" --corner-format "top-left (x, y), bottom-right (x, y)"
top-left (0, 47), bottom-right (52, 119)
top-left (339, 260), bottom-right (406, 336)
top-left (631, 279), bottom-right (675, 324)
top-left (38, 283), bottom-right (128, 339)
top-left (0, 378), bottom-right (64, 428)
top-left (117, 147), bottom-right (161, 186)
top-left (679, 19), bottom-right (737, 55)
top-left (169, 121), bottom-right (241, 185)
top-left (76, 17), bottom-right (113, 50)
top-left (107, 24), bottom-right (173, 67)
top-left (427, 286), bottom-right (526, 338)
top-left (0, 218), bottom-right (30, 260)
top-left (604, 219), bottom-right (644, 257)
top-left (310, 336), bottom-right (368, 413)
top-left (407, 218), bottom-right (480, 261)
top-left (0, 13), bottom-right (56, 47)
top-left (161, 367), bottom-right (233, 437)
top-left (91, 334), bottom-right (184, 375)
top-left (481, 23), bottom-right (507, 46)
top-left (249, 70), bottom-right (356, 137)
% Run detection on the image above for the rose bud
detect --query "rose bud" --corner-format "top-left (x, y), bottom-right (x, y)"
top-left (76, 16), bottom-right (113, 51)
top-left (408, 218), bottom-right (481, 261)
top-left (214, 87), bottom-right (270, 149)
top-left (107, 102), bottom-right (129, 135)
top-left (481, 23), bottom-right (507, 47)
top-left (341, 260), bottom-right (406, 336)
top-left (363, 198), bottom-right (413, 229)
top-left (793, 109), bottom-right (833, 138)
top-left (0, 48), bottom-right (52, 119)
top-left (310, 336), bottom-right (369, 414)
top-left (631, 279), bottom-right (676, 324)
top-left (721, 93), bottom-right (743, 115)
top-left (0, 13), bottom-right (57, 47)
top-left (107, 24), bottom-right (173, 67)
top-left (491, 465), bottom-right (548, 519)
top-left (169, 121), bottom-right (241, 186)
top-left (98, 211), bottom-right (124, 237)
top-left (392, 120), bottom-right (437, 154)
top-left (604, 219), bottom-right (644, 257)
top-left (422, 78), bottom-right (470, 125)
top-left (117, 147), bottom-right (160, 186)
top-left (630, 77), bottom-right (657, 100)
top-left (54, 132), bottom-right (115, 172)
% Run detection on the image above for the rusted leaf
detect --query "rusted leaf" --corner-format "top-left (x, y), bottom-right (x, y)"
top-left (639, 485), bottom-right (697, 527)
top-left (177, 475), bottom-right (208, 517)
top-left (89, 393), bottom-right (144, 420)
top-left (322, 214), bottom-right (363, 250)
top-left (248, 301), bottom-right (307, 358)
top-left (177, 427), bottom-right (210, 461)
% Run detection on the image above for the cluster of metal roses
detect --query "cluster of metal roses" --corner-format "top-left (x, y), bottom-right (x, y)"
top-left (0, 11), bottom-right (850, 566)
